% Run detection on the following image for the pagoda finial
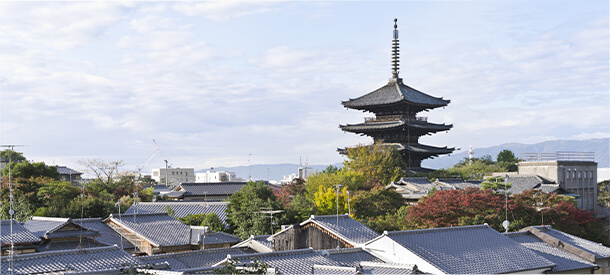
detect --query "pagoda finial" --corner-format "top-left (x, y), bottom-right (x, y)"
top-left (392, 18), bottom-right (400, 79)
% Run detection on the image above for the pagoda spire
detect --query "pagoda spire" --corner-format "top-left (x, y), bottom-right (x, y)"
top-left (392, 18), bottom-right (400, 79)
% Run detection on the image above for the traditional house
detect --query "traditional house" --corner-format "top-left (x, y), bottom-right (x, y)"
top-left (125, 201), bottom-right (229, 225)
top-left (272, 214), bottom-right (379, 251)
top-left (23, 216), bottom-right (104, 252)
top-left (507, 230), bottom-right (599, 273)
top-left (364, 224), bottom-right (556, 274)
top-left (387, 177), bottom-right (480, 203)
top-left (137, 247), bottom-right (254, 272)
top-left (56, 165), bottom-right (83, 183)
top-left (73, 217), bottom-right (135, 251)
top-left (103, 213), bottom-right (194, 255)
top-left (189, 226), bottom-right (241, 249)
top-left (0, 220), bottom-right (40, 256)
top-left (166, 182), bottom-right (248, 201)
top-left (233, 235), bottom-right (273, 253)
top-left (516, 226), bottom-right (610, 274)
top-left (0, 245), bottom-right (142, 274)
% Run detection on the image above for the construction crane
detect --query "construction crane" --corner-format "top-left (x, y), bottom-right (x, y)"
top-left (153, 139), bottom-right (170, 186)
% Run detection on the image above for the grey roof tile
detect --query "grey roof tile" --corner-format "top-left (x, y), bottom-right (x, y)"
top-left (340, 120), bottom-right (451, 132)
top-left (342, 79), bottom-right (449, 109)
top-left (305, 215), bottom-right (379, 245)
top-left (381, 225), bottom-right (556, 274)
top-left (125, 201), bottom-right (229, 224)
top-left (358, 261), bottom-right (419, 274)
top-left (39, 238), bottom-right (109, 252)
top-left (228, 248), bottom-right (341, 274)
top-left (176, 182), bottom-right (247, 196)
top-left (0, 245), bottom-right (141, 274)
top-left (23, 216), bottom-right (100, 239)
top-left (0, 220), bottom-right (41, 244)
top-left (105, 213), bottom-right (191, 247)
top-left (73, 218), bottom-right (135, 249)
top-left (312, 265), bottom-right (356, 274)
top-left (56, 166), bottom-right (82, 175)
top-left (528, 226), bottom-right (610, 259)
top-left (508, 231), bottom-right (598, 272)
top-left (324, 248), bottom-right (384, 267)
top-left (138, 247), bottom-right (253, 271)
top-left (189, 227), bottom-right (240, 245)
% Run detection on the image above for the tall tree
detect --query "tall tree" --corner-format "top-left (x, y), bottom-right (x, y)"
top-left (496, 149), bottom-right (521, 172)
top-left (78, 159), bottom-right (127, 188)
top-left (226, 181), bottom-right (286, 239)
top-left (343, 143), bottom-right (407, 188)
top-left (0, 149), bottom-right (26, 164)
top-left (2, 161), bottom-right (60, 181)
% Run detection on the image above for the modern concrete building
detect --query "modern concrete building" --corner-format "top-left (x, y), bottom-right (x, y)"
top-left (151, 167), bottom-right (195, 187)
top-left (518, 152), bottom-right (598, 213)
top-left (195, 170), bottom-right (236, 183)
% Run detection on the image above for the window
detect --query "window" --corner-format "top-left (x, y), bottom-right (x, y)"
top-left (589, 171), bottom-right (593, 178)
top-left (578, 171), bottom-right (581, 179)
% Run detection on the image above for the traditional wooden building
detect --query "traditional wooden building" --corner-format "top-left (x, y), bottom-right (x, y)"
top-left (340, 19), bottom-right (454, 173)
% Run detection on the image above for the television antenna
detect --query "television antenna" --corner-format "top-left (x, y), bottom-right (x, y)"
top-left (1, 144), bottom-right (26, 275)
top-left (256, 208), bottom-right (284, 235)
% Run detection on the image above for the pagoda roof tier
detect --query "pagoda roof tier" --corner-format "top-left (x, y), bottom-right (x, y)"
top-left (338, 143), bottom-right (454, 157)
top-left (339, 119), bottom-right (452, 134)
top-left (342, 78), bottom-right (449, 111)
top-left (390, 143), bottom-right (454, 157)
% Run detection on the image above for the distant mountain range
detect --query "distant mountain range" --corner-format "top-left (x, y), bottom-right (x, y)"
top-left (198, 138), bottom-right (608, 181)
top-left (422, 138), bottom-right (609, 169)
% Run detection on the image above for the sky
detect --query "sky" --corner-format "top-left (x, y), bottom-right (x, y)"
top-left (0, 1), bottom-right (608, 176)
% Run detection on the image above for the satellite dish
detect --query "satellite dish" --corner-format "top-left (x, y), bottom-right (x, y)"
top-left (502, 220), bottom-right (510, 231)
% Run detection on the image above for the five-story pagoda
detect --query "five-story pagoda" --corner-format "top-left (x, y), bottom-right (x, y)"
top-left (340, 19), bottom-right (454, 174)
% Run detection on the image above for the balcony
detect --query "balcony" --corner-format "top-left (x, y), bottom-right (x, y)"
top-left (364, 115), bottom-right (427, 123)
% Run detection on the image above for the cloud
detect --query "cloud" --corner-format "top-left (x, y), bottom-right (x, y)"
top-left (172, 1), bottom-right (283, 21)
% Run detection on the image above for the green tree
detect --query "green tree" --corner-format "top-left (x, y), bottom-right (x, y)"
top-left (314, 185), bottom-right (349, 215)
top-left (226, 181), bottom-right (286, 239)
top-left (2, 160), bottom-right (60, 181)
top-left (481, 176), bottom-right (512, 192)
top-left (496, 150), bottom-right (521, 172)
top-left (203, 213), bottom-right (224, 232)
top-left (37, 181), bottom-right (81, 209)
top-left (78, 159), bottom-right (127, 188)
top-left (351, 187), bottom-right (405, 233)
top-left (598, 180), bottom-right (610, 209)
top-left (343, 143), bottom-right (407, 188)
top-left (0, 149), bottom-right (26, 164)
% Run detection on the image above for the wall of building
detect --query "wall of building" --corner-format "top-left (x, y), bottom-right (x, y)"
top-left (195, 171), bottom-right (236, 183)
top-left (151, 168), bottom-right (195, 187)
top-left (518, 161), bottom-right (598, 212)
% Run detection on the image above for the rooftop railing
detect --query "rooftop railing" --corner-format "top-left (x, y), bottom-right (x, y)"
top-left (364, 115), bottom-right (427, 123)
top-left (521, 151), bottom-right (595, 162)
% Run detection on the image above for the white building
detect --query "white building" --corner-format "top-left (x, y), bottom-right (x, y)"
top-left (151, 167), bottom-right (195, 187)
top-left (518, 152), bottom-right (598, 214)
top-left (195, 170), bottom-right (237, 183)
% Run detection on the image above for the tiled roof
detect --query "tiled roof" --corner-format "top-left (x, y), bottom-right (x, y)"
top-left (508, 231), bottom-right (598, 272)
top-left (189, 227), bottom-right (240, 245)
top-left (125, 201), bottom-right (229, 223)
top-left (342, 78), bottom-right (449, 109)
top-left (24, 216), bottom-right (100, 239)
top-left (55, 166), bottom-right (82, 175)
top-left (312, 265), bottom-right (356, 275)
top-left (227, 248), bottom-right (341, 274)
top-left (340, 120), bottom-right (451, 132)
top-left (138, 247), bottom-right (253, 271)
top-left (233, 235), bottom-right (273, 253)
top-left (504, 175), bottom-right (558, 194)
top-left (323, 247), bottom-right (384, 267)
top-left (357, 261), bottom-right (419, 274)
top-left (176, 182), bottom-right (247, 196)
top-left (392, 143), bottom-right (454, 155)
top-left (23, 217), bottom-right (70, 238)
top-left (0, 245), bottom-right (141, 274)
top-left (304, 215), bottom-right (380, 245)
top-left (524, 226), bottom-right (610, 259)
top-left (252, 235), bottom-right (273, 249)
top-left (38, 238), bottom-right (109, 252)
top-left (379, 225), bottom-right (556, 274)
top-left (73, 218), bottom-right (135, 249)
top-left (143, 184), bottom-right (172, 195)
top-left (105, 213), bottom-right (191, 247)
top-left (0, 220), bottom-right (41, 244)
